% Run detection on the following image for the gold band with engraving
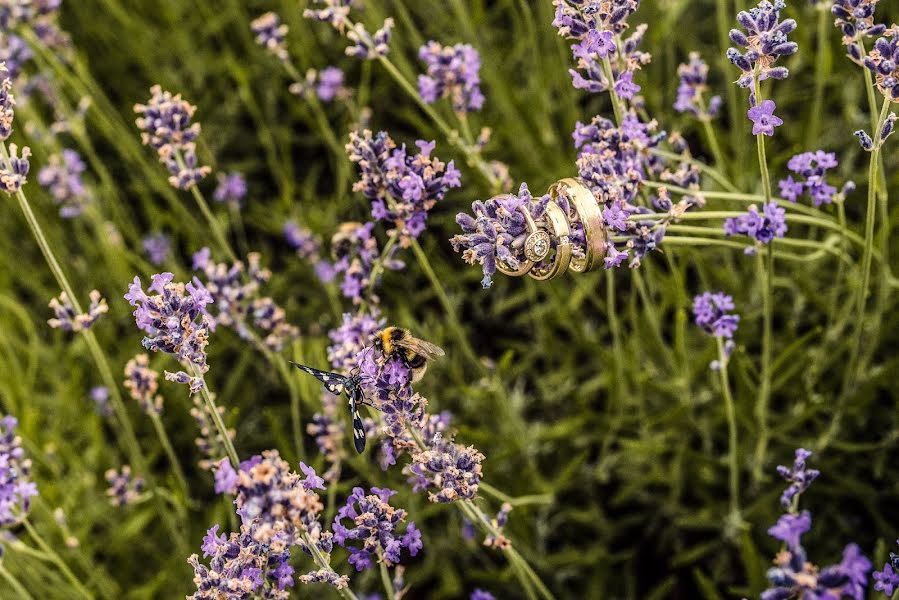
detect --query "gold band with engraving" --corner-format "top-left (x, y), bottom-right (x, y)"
top-left (529, 201), bottom-right (573, 281)
top-left (549, 178), bottom-right (607, 273)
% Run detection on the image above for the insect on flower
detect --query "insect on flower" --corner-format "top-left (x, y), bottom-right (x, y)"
top-left (374, 327), bottom-right (445, 383)
top-left (289, 362), bottom-right (370, 453)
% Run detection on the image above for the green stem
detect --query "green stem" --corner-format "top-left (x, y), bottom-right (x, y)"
top-left (648, 149), bottom-right (740, 193)
top-left (806, 6), bottom-right (831, 146)
top-left (378, 556), bottom-right (397, 600)
top-left (229, 204), bottom-right (250, 257)
top-left (752, 245), bottom-right (774, 483)
top-left (606, 270), bottom-right (627, 405)
top-left (409, 239), bottom-right (483, 373)
top-left (148, 412), bottom-right (191, 502)
top-left (478, 481), bottom-right (554, 507)
top-left (0, 563), bottom-right (35, 600)
top-left (600, 57), bottom-right (624, 126)
top-left (176, 153), bottom-right (238, 263)
top-left (194, 370), bottom-right (240, 468)
top-left (21, 518), bottom-right (93, 599)
top-left (699, 114), bottom-right (728, 170)
top-left (715, 337), bottom-right (741, 526)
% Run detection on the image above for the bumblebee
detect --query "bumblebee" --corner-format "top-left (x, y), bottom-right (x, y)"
top-left (374, 327), bottom-right (445, 383)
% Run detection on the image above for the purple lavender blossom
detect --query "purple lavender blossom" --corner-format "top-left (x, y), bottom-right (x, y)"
top-left (345, 18), bottom-right (394, 60)
top-left (192, 249), bottom-right (299, 352)
top-left (727, 1), bottom-right (797, 103)
top-left (779, 151), bottom-right (843, 206)
top-left (748, 100), bottom-right (783, 136)
top-left (347, 130), bottom-right (461, 244)
top-left (553, 2), bottom-right (650, 95)
top-left (124, 354), bottom-right (164, 416)
top-left (213, 171), bottom-right (247, 208)
top-left (833, 0), bottom-right (885, 66)
top-left (89, 386), bottom-right (112, 417)
top-left (0, 415), bottom-right (37, 526)
top-left (613, 71), bottom-right (640, 99)
top-left (250, 12), bottom-right (289, 62)
top-left (776, 448), bottom-right (820, 510)
top-left (450, 182), bottom-right (549, 288)
top-left (874, 559), bottom-right (899, 596)
top-left (133, 85), bottom-right (210, 190)
top-left (188, 523), bottom-right (297, 599)
top-left (674, 52), bottom-right (721, 118)
top-left (470, 590), bottom-right (496, 600)
top-left (332, 487), bottom-right (422, 571)
top-left (768, 511), bottom-right (811, 551)
top-left (692, 292), bottom-right (740, 338)
top-left (417, 41), bottom-right (485, 113)
top-left (302, 0), bottom-right (352, 32)
top-left (408, 433), bottom-right (485, 503)
top-left (37, 149), bottom-right (90, 218)
top-left (142, 233), bottom-right (170, 266)
top-left (214, 451), bottom-right (327, 554)
top-left (47, 289), bottom-right (108, 332)
top-left (124, 273), bottom-right (213, 392)
top-left (864, 27), bottom-right (899, 101)
top-left (105, 466), bottom-right (145, 507)
top-left (724, 201), bottom-right (787, 249)
top-left (1, 143), bottom-right (30, 194)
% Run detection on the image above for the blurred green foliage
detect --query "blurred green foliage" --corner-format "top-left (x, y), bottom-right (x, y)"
top-left (1, 0), bottom-right (899, 598)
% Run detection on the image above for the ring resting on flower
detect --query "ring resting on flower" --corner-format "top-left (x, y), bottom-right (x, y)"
top-left (493, 177), bottom-right (609, 281)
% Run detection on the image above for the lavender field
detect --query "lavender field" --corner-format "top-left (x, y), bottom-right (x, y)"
top-left (1, 0), bottom-right (899, 598)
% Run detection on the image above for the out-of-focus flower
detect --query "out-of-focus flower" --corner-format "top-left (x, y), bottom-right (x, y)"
top-left (187, 523), bottom-right (296, 599)
top-left (316, 66), bottom-right (349, 102)
top-left (724, 201), bottom-right (787, 250)
top-left (832, 0), bottom-right (885, 66)
top-left (37, 149), bottom-right (90, 218)
top-left (345, 18), bottom-right (394, 60)
top-left (778, 151), bottom-right (848, 206)
top-left (307, 391), bottom-right (346, 482)
top-left (727, 0), bottom-right (797, 104)
top-left (213, 171), bottom-right (247, 208)
top-left (768, 510), bottom-right (811, 551)
top-left (470, 590), bottom-right (496, 600)
top-left (674, 52), bottom-right (721, 118)
top-left (332, 487), bottom-right (422, 571)
top-left (0, 33), bottom-right (31, 80)
top-left (89, 386), bottom-right (112, 417)
top-left (250, 11), bottom-right (289, 61)
top-left (303, 0), bottom-right (353, 32)
top-left (105, 466), bottom-right (144, 507)
top-left (47, 289), bottom-right (107, 332)
top-left (864, 29), bottom-right (899, 102)
top-left (124, 272), bottom-right (213, 392)
top-left (348, 130), bottom-right (461, 245)
top-left (133, 85), bottom-right (210, 190)
top-left (483, 502), bottom-right (512, 549)
top-left (692, 291), bottom-right (740, 338)
top-left (776, 448), bottom-right (820, 510)
top-left (0, 415), bottom-right (37, 526)
top-left (192, 249), bottom-right (299, 352)
top-left (330, 221), bottom-right (403, 304)
top-left (1, 143), bottom-right (30, 194)
top-left (284, 220), bottom-right (336, 283)
top-left (124, 354), bottom-right (164, 416)
top-left (417, 41), bottom-right (484, 113)
top-left (0, 63), bottom-right (16, 141)
top-left (748, 100), bottom-right (783, 136)
top-left (142, 233), bottom-right (170, 266)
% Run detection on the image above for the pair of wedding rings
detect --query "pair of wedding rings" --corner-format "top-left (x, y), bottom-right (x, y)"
top-left (495, 178), bottom-right (608, 281)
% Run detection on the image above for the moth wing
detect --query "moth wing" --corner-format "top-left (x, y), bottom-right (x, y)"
top-left (288, 361), bottom-right (347, 395)
top-left (395, 336), bottom-right (445, 360)
top-left (348, 388), bottom-right (366, 454)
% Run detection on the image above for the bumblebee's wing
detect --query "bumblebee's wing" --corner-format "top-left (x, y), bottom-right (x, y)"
top-left (288, 361), bottom-right (347, 395)
top-left (395, 336), bottom-right (446, 360)
top-left (348, 387), bottom-right (366, 454)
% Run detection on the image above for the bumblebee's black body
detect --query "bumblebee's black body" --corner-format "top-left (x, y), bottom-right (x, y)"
top-left (288, 362), bottom-right (367, 453)
top-left (374, 327), bottom-right (444, 382)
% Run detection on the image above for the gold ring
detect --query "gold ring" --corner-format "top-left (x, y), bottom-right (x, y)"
top-left (529, 201), bottom-right (572, 281)
top-left (495, 201), bottom-right (540, 277)
top-left (549, 178), bottom-right (607, 273)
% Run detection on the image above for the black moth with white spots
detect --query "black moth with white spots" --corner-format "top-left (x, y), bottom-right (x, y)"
top-left (288, 362), bottom-right (368, 453)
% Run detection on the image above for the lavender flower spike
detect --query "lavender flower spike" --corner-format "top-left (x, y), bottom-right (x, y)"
top-left (105, 466), bottom-right (145, 507)
top-left (47, 289), bottom-right (108, 332)
top-left (213, 171), bottom-right (247, 208)
top-left (0, 415), bottom-right (38, 526)
top-left (723, 202), bottom-right (787, 252)
top-left (37, 149), bottom-right (91, 218)
top-left (864, 27), bottom-right (899, 101)
top-left (124, 273), bottom-right (213, 392)
top-left (727, 0), bottom-right (797, 103)
top-left (250, 12), bottom-right (289, 61)
top-left (418, 41), bottom-right (485, 113)
top-left (692, 291), bottom-right (740, 339)
top-left (0, 62), bottom-right (16, 141)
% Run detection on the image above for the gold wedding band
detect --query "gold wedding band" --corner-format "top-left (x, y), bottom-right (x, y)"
top-left (495, 200), bottom-right (539, 277)
top-left (549, 178), bottom-right (607, 273)
top-left (529, 201), bottom-right (572, 281)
